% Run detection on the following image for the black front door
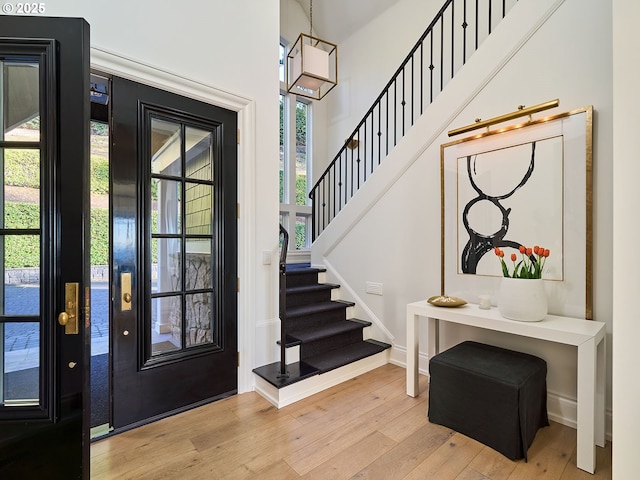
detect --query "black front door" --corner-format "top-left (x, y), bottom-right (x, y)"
top-left (110, 76), bottom-right (238, 428)
top-left (0, 17), bottom-right (90, 479)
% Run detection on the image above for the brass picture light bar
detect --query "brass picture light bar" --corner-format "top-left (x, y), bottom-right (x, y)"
top-left (447, 99), bottom-right (560, 137)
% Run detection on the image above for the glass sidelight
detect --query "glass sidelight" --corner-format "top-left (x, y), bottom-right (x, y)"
top-left (0, 58), bottom-right (43, 408)
top-left (148, 115), bottom-right (217, 358)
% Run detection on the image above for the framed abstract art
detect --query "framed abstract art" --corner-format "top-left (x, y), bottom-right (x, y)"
top-left (440, 106), bottom-right (593, 319)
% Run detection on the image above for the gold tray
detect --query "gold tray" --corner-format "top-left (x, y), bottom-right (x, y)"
top-left (427, 295), bottom-right (467, 308)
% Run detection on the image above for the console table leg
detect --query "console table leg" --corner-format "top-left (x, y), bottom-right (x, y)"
top-left (596, 335), bottom-right (606, 448)
top-left (406, 311), bottom-right (419, 397)
top-left (577, 337), bottom-right (597, 474)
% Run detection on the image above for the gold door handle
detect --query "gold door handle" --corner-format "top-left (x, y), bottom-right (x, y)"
top-left (121, 272), bottom-right (132, 311)
top-left (58, 282), bottom-right (79, 334)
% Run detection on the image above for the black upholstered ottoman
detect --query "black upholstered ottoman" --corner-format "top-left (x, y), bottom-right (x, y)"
top-left (428, 341), bottom-right (549, 460)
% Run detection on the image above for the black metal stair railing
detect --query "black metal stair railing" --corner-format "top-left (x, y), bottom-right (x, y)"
top-left (309, 0), bottom-right (519, 240)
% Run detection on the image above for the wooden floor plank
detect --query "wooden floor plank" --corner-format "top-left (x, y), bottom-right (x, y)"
top-left (301, 431), bottom-right (397, 480)
top-left (467, 446), bottom-right (518, 480)
top-left (402, 432), bottom-right (485, 480)
top-left (350, 422), bottom-right (455, 480)
top-left (89, 365), bottom-right (612, 480)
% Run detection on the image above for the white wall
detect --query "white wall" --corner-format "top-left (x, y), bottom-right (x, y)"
top-left (38, 0), bottom-right (281, 391)
top-left (612, 0), bottom-right (640, 476)
top-left (315, 0), bottom-right (614, 435)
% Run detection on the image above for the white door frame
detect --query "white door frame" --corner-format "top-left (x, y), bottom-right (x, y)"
top-left (91, 46), bottom-right (256, 394)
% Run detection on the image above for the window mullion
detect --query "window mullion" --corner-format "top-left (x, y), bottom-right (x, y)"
top-left (286, 94), bottom-right (296, 207)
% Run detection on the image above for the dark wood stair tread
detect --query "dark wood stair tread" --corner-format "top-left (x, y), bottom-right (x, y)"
top-left (288, 318), bottom-right (371, 344)
top-left (287, 299), bottom-right (355, 318)
top-left (285, 265), bottom-right (326, 275)
top-left (252, 361), bottom-right (319, 388)
top-left (286, 283), bottom-right (340, 295)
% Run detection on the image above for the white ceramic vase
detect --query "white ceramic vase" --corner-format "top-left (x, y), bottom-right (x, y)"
top-left (497, 277), bottom-right (547, 322)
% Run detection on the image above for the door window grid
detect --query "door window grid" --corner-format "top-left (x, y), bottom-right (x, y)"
top-left (148, 114), bottom-right (217, 360)
top-left (0, 56), bottom-right (44, 410)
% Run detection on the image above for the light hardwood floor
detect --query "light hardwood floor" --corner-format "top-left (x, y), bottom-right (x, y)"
top-left (90, 364), bottom-right (611, 479)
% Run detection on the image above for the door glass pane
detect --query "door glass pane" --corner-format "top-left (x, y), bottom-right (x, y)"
top-left (185, 183), bottom-right (212, 235)
top-left (2, 60), bottom-right (40, 142)
top-left (185, 239), bottom-right (211, 291)
top-left (3, 148), bottom-right (40, 228)
top-left (153, 238), bottom-right (181, 293)
top-left (185, 292), bottom-right (212, 347)
top-left (151, 296), bottom-right (181, 356)
top-left (151, 179), bottom-right (181, 234)
top-left (185, 127), bottom-right (212, 181)
top-left (5, 237), bottom-right (40, 314)
top-left (2, 322), bottom-right (39, 405)
top-left (151, 118), bottom-right (181, 176)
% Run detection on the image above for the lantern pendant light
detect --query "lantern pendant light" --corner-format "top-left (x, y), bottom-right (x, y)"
top-left (286, 0), bottom-right (338, 100)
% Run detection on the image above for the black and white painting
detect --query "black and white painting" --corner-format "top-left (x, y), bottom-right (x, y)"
top-left (456, 136), bottom-right (563, 280)
top-left (441, 107), bottom-right (593, 319)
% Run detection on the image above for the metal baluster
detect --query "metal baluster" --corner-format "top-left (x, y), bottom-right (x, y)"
top-left (402, 68), bottom-right (406, 137)
top-left (357, 134), bottom-right (361, 190)
top-left (440, 15), bottom-right (444, 93)
top-left (463, 0), bottom-right (467, 64)
top-left (420, 42), bottom-right (424, 115)
top-left (452, 0), bottom-right (456, 79)
top-left (370, 114), bottom-right (374, 174)
top-left (338, 155), bottom-right (342, 212)
top-left (385, 91), bottom-right (389, 155)
top-left (411, 56), bottom-right (415, 126)
top-left (430, 32), bottom-right (434, 103)
top-left (363, 122), bottom-right (368, 180)
top-left (393, 79), bottom-right (397, 147)
top-left (489, 0), bottom-right (493, 35)
top-left (475, 0), bottom-right (479, 50)
top-left (378, 101), bottom-right (382, 165)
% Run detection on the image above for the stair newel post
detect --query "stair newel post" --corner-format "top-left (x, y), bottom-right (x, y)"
top-left (278, 225), bottom-right (290, 378)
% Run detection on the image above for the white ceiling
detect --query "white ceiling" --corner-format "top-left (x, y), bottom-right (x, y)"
top-left (294, 0), bottom-right (403, 44)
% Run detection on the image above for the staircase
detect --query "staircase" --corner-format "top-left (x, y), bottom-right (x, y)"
top-left (253, 264), bottom-right (391, 408)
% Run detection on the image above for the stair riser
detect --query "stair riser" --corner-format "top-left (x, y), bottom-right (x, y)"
top-left (286, 289), bottom-right (333, 307)
top-left (285, 271), bottom-right (320, 288)
top-left (300, 329), bottom-right (365, 360)
top-left (287, 309), bottom-right (348, 329)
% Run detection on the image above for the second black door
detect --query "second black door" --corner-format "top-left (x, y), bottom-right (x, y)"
top-left (110, 76), bottom-right (237, 428)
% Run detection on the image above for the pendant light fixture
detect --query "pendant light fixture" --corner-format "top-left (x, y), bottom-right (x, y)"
top-left (286, 0), bottom-right (338, 100)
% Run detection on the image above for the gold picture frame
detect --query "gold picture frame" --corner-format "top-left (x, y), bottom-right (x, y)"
top-left (440, 106), bottom-right (593, 319)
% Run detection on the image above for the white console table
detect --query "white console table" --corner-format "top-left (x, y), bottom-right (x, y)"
top-left (406, 300), bottom-right (606, 474)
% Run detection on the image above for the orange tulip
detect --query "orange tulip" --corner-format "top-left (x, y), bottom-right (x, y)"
top-left (534, 245), bottom-right (540, 255)
top-left (544, 249), bottom-right (550, 257)
top-left (519, 245), bottom-right (526, 254)
top-left (510, 253), bottom-right (517, 262)
top-left (525, 248), bottom-right (532, 256)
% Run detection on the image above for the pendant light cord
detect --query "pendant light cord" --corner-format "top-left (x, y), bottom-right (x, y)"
top-left (309, 0), bottom-right (313, 38)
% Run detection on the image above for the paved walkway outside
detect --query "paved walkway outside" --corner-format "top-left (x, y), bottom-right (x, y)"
top-left (4, 281), bottom-right (109, 372)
